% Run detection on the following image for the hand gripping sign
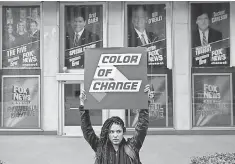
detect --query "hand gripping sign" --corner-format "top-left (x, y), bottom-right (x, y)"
top-left (84, 48), bottom-right (148, 109)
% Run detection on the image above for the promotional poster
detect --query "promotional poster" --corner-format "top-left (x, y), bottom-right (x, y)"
top-left (129, 75), bottom-right (167, 127)
top-left (191, 3), bottom-right (230, 67)
top-left (2, 76), bottom-right (40, 128)
top-left (2, 7), bottom-right (41, 68)
top-left (84, 47), bottom-right (148, 109)
top-left (193, 74), bottom-right (232, 127)
top-left (65, 5), bottom-right (103, 69)
top-left (127, 4), bottom-right (167, 69)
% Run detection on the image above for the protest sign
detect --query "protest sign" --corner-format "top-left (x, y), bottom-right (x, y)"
top-left (84, 47), bottom-right (148, 109)
top-left (2, 75), bottom-right (40, 128)
top-left (193, 74), bottom-right (232, 126)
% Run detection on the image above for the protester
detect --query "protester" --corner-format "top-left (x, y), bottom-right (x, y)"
top-left (79, 84), bottom-right (153, 164)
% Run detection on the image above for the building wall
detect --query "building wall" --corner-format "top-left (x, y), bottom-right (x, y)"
top-left (172, 2), bottom-right (191, 130)
top-left (0, 1), bottom-right (234, 133)
top-left (42, 2), bottom-right (59, 131)
top-left (37, 1), bottom-right (235, 132)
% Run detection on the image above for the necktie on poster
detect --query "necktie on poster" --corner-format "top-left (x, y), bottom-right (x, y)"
top-left (140, 34), bottom-right (147, 45)
top-left (202, 32), bottom-right (208, 46)
top-left (74, 34), bottom-right (80, 47)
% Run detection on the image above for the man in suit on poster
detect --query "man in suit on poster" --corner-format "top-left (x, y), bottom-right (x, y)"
top-left (192, 10), bottom-right (222, 48)
top-left (128, 5), bottom-right (159, 47)
top-left (66, 10), bottom-right (100, 49)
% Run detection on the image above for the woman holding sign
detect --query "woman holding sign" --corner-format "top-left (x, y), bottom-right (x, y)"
top-left (79, 84), bottom-right (153, 164)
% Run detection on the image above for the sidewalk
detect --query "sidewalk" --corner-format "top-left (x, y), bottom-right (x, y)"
top-left (0, 135), bottom-right (235, 164)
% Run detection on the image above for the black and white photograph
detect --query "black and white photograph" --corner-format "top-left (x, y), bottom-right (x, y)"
top-left (191, 3), bottom-right (230, 67)
top-left (1, 1), bottom-right (235, 164)
top-left (127, 4), bottom-right (167, 69)
top-left (2, 6), bottom-right (41, 68)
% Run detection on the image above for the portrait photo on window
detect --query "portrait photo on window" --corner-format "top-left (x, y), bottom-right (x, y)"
top-left (65, 5), bottom-right (103, 69)
top-left (2, 6), bottom-right (41, 69)
top-left (191, 3), bottom-right (230, 67)
top-left (127, 4), bottom-right (167, 69)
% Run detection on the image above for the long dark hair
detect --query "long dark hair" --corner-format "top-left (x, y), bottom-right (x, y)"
top-left (96, 116), bottom-right (126, 164)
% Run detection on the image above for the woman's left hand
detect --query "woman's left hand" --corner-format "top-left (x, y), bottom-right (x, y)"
top-left (144, 84), bottom-right (155, 99)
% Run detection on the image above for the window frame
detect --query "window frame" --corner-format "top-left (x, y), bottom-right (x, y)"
top-left (124, 1), bottom-right (173, 69)
top-left (0, 2), bottom-right (43, 70)
top-left (192, 73), bottom-right (233, 127)
top-left (59, 1), bottom-right (108, 73)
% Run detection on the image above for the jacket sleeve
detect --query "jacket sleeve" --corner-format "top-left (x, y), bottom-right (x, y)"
top-left (129, 109), bottom-right (149, 151)
top-left (80, 105), bottom-right (99, 152)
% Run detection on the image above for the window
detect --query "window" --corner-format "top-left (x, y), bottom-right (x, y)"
top-left (192, 74), bottom-right (233, 127)
top-left (125, 74), bottom-right (173, 128)
top-left (126, 4), bottom-right (167, 69)
top-left (125, 3), bottom-right (173, 128)
top-left (190, 2), bottom-right (233, 127)
top-left (0, 5), bottom-right (41, 129)
top-left (191, 3), bottom-right (230, 67)
top-left (64, 5), bottom-right (103, 69)
top-left (2, 6), bottom-right (41, 69)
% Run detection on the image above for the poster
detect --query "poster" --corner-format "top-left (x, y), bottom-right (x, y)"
top-left (84, 47), bottom-right (148, 109)
top-left (191, 3), bottom-right (230, 67)
top-left (127, 4), bottom-right (167, 68)
top-left (65, 5), bottom-right (103, 69)
top-left (2, 76), bottom-right (40, 128)
top-left (193, 74), bottom-right (232, 127)
top-left (2, 7), bottom-right (41, 68)
top-left (129, 75), bottom-right (167, 127)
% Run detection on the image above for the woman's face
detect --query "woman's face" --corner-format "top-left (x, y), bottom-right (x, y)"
top-left (8, 25), bottom-right (13, 34)
top-left (108, 123), bottom-right (124, 146)
top-left (18, 23), bottom-right (24, 32)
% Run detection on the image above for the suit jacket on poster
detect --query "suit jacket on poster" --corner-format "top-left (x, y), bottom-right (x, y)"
top-left (128, 27), bottom-right (160, 47)
top-left (80, 106), bottom-right (149, 164)
top-left (30, 30), bottom-right (40, 42)
top-left (66, 29), bottom-right (100, 49)
top-left (29, 30), bottom-right (40, 50)
top-left (192, 27), bottom-right (223, 48)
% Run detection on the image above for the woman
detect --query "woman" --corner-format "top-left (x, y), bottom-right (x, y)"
top-left (79, 85), bottom-right (153, 164)
top-left (15, 21), bottom-right (29, 46)
top-left (4, 24), bottom-right (17, 49)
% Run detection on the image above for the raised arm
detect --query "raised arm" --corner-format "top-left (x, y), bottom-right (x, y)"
top-left (80, 105), bottom-right (99, 152)
top-left (129, 108), bottom-right (149, 151)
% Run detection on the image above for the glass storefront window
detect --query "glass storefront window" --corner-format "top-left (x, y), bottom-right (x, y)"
top-left (64, 5), bottom-right (103, 69)
top-left (64, 84), bottom-right (102, 126)
top-left (1, 75), bottom-right (40, 128)
top-left (192, 74), bottom-right (233, 127)
top-left (126, 75), bottom-right (173, 128)
top-left (1, 5), bottom-right (41, 129)
top-left (191, 3), bottom-right (230, 67)
top-left (191, 2), bottom-right (232, 127)
top-left (125, 3), bottom-right (173, 128)
top-left (2, 6), bottom-right (41, 69)
top-left (126, 4), bottom-right (167, 69)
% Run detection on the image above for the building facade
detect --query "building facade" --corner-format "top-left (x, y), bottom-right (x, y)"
top-left (0, 1), bottom-right (234, 136)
